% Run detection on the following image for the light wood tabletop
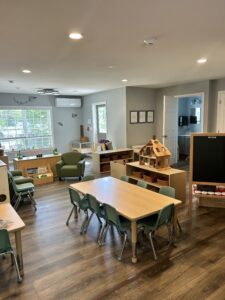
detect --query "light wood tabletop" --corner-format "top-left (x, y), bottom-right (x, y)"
top-left (70, 176), bottom-right (181, 263)
top-left (0, 203), bottom-right (26, 275)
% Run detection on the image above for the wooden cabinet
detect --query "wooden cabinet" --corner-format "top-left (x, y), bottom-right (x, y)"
top-left (126, 161), bottom-right (186, 202)
top-left (92, 148), bottom-right (133, 173)
top-left (13, 154), bottom-right (61, 185)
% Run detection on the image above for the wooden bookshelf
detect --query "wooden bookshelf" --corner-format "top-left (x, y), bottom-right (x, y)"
top-left (25, 164), bottom-right (53, 185)
top-left (92, 148), bottom-right (133, 173)
top-left (126, 161), bottom-right (186, 202)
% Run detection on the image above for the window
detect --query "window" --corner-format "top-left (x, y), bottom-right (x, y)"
top-left (0, 108), bottom-right (53, 151)
top-left (96, 104), bottom-right (107, 134)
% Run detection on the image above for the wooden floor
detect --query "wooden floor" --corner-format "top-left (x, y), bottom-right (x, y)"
top-left (1, 169), bottom-right (225, 299)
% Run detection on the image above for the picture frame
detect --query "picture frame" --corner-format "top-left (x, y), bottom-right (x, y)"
top-left (130, 111), bottom-right (138, 124)
top-left (146, 110), bottom-right (154, 123)
top-left (138, 111), bottom-right (146, 123)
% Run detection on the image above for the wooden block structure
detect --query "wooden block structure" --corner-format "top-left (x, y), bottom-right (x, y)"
top-left (139, 138), bottom-right (171, 169)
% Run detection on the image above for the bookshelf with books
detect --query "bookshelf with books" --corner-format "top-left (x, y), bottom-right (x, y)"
top-left (25, 164), bottom-right (53, 185)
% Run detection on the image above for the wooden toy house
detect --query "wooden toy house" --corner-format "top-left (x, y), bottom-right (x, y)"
top-left (139, 138), bottom-right (171, 169)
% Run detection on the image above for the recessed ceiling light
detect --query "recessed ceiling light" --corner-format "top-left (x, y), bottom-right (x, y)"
top-left (22, 69), bottom-right (31, 74)
top-left (108, 66), bottom-right (114, 69)
top-left (197, 58), bottom-right (207, 64)
top-left (69, 33), bottom-right (83, 40)
top-left (122, 79), bottom-right (128, 82)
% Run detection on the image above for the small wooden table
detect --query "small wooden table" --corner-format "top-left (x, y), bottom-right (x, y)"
top-left (0, 203), bottom-right (25, 275)
top-left (70, 176), bottom-right (181, 263)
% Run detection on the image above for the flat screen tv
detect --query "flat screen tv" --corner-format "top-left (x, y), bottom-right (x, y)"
top-left (192, 134), bottom-right (225, 184)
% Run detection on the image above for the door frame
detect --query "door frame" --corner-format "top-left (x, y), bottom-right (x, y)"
top-left (174, 92), bottom-right (205, 132)
top-left (162, 92), bottom-right (205, 163)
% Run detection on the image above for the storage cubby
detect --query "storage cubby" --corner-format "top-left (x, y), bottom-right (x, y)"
top-left (92, 148), bottom-right (133, 173)
top-left (25, 164), bottom-right (53, 185)
top-left (126, 161), bottom-right (186, 202)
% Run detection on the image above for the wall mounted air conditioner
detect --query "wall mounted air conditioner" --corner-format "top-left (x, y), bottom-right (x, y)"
top-left (55, 98), bottom-right (82, 108)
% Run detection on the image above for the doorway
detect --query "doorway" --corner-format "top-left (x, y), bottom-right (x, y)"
top-left (163, 93), bottom-right (204, 167)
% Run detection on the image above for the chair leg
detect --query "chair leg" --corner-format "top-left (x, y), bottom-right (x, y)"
top-left (149, 231), bottom-right (158, 260)
top-left (118, 232), bottom-right (127, 261)
top-left (83, 212), bottom-right (94, 234)
top-left (177, 218), bottom-right (182, 233)
top-left (28, 192), bottom-right (37, 211)
top-left (66, 207), bottom-right (75, 225)
top-left (11, 251), bottom-right (22, 283)
top-left (101, 224), bottom-right (110, 245)
top-left (14, 194), bottom-right (21, 211)
top-left (80, 211), bottom-right (90, 234)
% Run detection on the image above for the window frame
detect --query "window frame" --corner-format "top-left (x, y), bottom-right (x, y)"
top-left (0, 106), bottom-right (54, 152)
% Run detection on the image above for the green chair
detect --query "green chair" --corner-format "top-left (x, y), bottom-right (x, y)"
top-left (8, 172), bottom-right (36, 211)
top-left (159, 186), bottom-right (182, 232)
top-left (101, 203), bottom-right (130, 261)
top-left (138, 204), bottom-right (174, 260)
top-left (137, 180), bottom-right (148, 189)
top-left (10, 170), bottom-right (34, 185)
top-left (66, 188), bottom-right (90, 234)
top-left (82, 175), bottom-right (95, 182)
top-left (86, 194), bottom-right (105, 243)
top-left (56, 152), bottom-right (85, 181)
top-left (0, 229), bottom-right (22, 283)
top-left (120, 175), bottom-right (129, 182)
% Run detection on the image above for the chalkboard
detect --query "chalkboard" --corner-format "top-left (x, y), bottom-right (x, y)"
top-left (192, 135), bottom-right (225, 183)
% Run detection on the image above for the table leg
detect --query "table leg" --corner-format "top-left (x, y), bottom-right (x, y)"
top-left (15, 231), bottom-right (24, 276)
top-left (131, 221), bottom-right (137, 263)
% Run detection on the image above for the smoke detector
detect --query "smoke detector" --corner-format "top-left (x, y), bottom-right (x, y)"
top-left (143, 37), bottom-right (157, 46)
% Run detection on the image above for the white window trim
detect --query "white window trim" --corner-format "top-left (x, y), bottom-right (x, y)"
top-left (0, 106), bottom-right (55, 152)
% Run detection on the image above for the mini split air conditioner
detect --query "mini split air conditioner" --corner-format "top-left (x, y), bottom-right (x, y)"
top-left (55, 98), bottom-right (82, 108)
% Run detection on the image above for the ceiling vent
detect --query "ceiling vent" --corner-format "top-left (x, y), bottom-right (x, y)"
top-left (55, 98), bottom-right (81, 108)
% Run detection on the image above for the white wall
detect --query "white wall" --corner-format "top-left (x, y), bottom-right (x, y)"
top-left (82, 88), bottom-right (127, 148)
top-left (0, 93), bottom-right (82, 154)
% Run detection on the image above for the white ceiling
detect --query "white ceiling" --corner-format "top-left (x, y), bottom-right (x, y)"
top-left (0, 0), bottom-right (225, 96)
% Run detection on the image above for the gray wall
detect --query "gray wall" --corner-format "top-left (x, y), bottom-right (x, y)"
top-left (0, 93), bottom-right (82, 154)
top-left (155, 80), bottom-right (210, 140)
top-left (126, 87), bottom-right (156, 146)
top-left (82, 88), bottom-right (127, 148)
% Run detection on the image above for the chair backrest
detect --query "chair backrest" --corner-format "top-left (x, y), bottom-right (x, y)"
top-left (82, 175), bottom-right (95, 182)
top-left (62, 152), bottom-right (84, 165)
top-left (155, 204), bottom-right (174, 228)
top-left (103, 203), bottom-right (121, 230)
top-left (137, 180), bottom-right (148, 189)
top-left (0, 229), bottom-right (12, 254)
top-left (159, 186), bottom-right (175, 198)
top-left (87, 194), bottom-right (101, 216)
top-left (7, 171), bottom-right (18, 194)
top-left (68, 188), bottom-right (82, 206)
top-left (120, 175), bottom-right (129, 182)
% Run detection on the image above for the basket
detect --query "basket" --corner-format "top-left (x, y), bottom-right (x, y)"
top-left (132, 171), bottom-right (143, 178)
top-left (157, 178), bottom-right (169, 186)
top-left (101, 157), bottom-right (110, 162)
top-left (143, 174), bottom-right (153, 183)
top-left (101, 164), bottom-right (110, 172)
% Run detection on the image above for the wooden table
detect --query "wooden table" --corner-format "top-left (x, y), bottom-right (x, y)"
top-left (0, 203), bottom-right (25, 275)
top-left (70, 176), bottom-right (181, 263)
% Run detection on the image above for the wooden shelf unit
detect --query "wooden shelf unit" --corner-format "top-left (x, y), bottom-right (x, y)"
top-left (13, 154), bottom-right (61, 178)
top-left (92, 148), bottom-right (133, 173)
top-left (25, 164), bottom-right (53, 185)
top-left (126, 161), bottom-right (186, 202)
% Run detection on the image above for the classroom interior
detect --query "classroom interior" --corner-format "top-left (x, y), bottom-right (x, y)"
top-left (0, 1), bottom-right (225, 299)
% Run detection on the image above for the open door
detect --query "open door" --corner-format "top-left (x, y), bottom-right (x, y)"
top-left (162, 96), bottom-right (178, 165)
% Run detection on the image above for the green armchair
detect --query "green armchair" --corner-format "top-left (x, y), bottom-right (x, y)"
top-left (56, 152), bottom-right (85, 181)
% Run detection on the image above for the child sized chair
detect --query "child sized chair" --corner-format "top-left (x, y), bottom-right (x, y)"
top-left (0, 229), bottom-right (22, 283)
